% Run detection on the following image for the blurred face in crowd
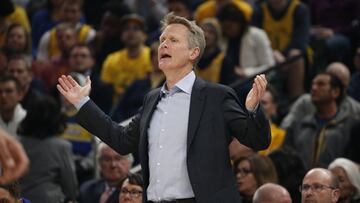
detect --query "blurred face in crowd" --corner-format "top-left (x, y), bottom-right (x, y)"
top-left (100, 12), bottom-right (122, 38)
top-left (330, 167), bottom-right (356, 201)
top-left (99, 146), bottom-right (130, 186)
top-left (354, 47), bottom-right (360, 71)
top-left (7, 59), bottom-right (32, 89)
top-left (69, 46), bottom-right (94, 72)
top-left (62, 3), bottom-right (82, 24)
top-left (6, 25), bottom-right (27, 52)
top-left (158, 23), bottom-right (195, 71)
top-left (0, 53), bottom-right (7, 75)
top-left (235, 159), bottom-right (258, 197)
top-left (261, 90), bottom-right (277, 119)
top-left (200, 24), bottom-right (217, 50)
top-left (121, 21), bottom-right (146, 48)
top-left (50, 0), bottom-right (63, 7)
top-left (310, 74), bottom-right (338, 105)
top-left (119, 179), bottom-right (143, 203)
top-left (301, 169), bottom-right (339, 203)
top-left (57, 28), bottom-right (77, 53)
top-left (268, 0), bottom-right (288, 11)
top-left (150, 42), bottom-right (160, 72)
top-left (0, 80), bottom-right (22, 114)
top-left (168, 1), bottom-right (191, 20)
top-left (0, 188), bottom-right (17, 203)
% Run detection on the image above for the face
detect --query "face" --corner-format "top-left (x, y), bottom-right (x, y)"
top-left (310, 74), bottom-right (337, 105)
top-left (119, 179), bottom-right (143, 203)
top-left (221, 20), bottom-right (241, 39)
top-left (57, 28), bottom-right (77, 52)
top-left (158, 23), bottom-right (197, 71)
top-left (99, 147), bottom-right (130, 184)
top-left (121, 21), bottom-right (146, 48)
top-left (0, 188), bottom-right (17, 203)
top-left (0, 54), bottom-right (7, 75)
top-left (235, 160), bottom-right (258, 197)
top-left (260, 91), bottom-right (277, 119)
top-left (168, 2), bottom-right (191, 19)
top-left (8, 59), bottom-right (32, 88)
top-left (301, 170), bottom-right (339, 203)
top-left (69, 47), bottom-right (94, 72)
top-left (7, 26), bottom-right (27, 52)
top-left (354, 48), bottom-right (360, 71)
top-left (0, 81), bottom-right (22, 113)
top-left (62, 4), bottom-right (82, 24)
top-left (201, 24), bottom-right (217, 49)
top-left (330, 167), bottom-right (355, 200)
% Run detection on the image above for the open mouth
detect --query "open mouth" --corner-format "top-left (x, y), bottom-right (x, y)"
top-left (160, 53), bottom-right (172, 59)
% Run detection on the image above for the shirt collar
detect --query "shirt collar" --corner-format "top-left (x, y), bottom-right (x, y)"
top-left (161, 71), bottom-right (195, 95)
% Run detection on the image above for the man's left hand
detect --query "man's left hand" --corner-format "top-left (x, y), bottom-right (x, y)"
top-left (245, 74), bottom-right (267, 110)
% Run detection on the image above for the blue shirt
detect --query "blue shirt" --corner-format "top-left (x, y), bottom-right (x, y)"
top-left (147, 71), bottom-right (195, 201)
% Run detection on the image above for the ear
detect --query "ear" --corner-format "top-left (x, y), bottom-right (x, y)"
top-left (331, 88), bottom-right (340, 99)
top-left (331, 188), bottom-right (340, 203)
top-left (189, 47), bottom-right (200, 61)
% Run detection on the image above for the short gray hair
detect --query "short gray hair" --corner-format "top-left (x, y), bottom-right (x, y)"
top-left (160, 13), bottom-right (206, 67)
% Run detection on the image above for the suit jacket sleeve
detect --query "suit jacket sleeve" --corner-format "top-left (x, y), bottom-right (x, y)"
top-left (76, 99), bottom-right (140, 155)
top-left (223, 87), bottom-right (271, 151)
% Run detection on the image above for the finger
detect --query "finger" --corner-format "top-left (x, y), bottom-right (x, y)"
top-left (62, 75), bottom-right (74, 89)
top-left (67, 75), bottom-right (78, 87)
top-left (256, 75), bottom-right (266, 92)
top-left (0, 132), bottom-right (16, 184)
top-left (58, 76), bottom-right (70, 92)
top-left (85, 76), bottom-right (91, 86)
top-left (57, 84), bottom-right (67, 96)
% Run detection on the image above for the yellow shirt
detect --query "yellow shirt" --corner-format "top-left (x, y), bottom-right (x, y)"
top-left (262, 0), bottom-right (299, 51)
top-left (258, 122), bottom-right (286, 155)
top-left (195, 52), bottom-right (224, 83)
top-left (194, 0), bottom-right (253, 23)
top-left (101, 47), bottom-right (152, 95)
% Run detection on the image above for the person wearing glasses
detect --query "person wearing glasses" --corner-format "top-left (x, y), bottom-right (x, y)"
top-left (233, 154), bottom-right (278, 203)
top-left (119, 173), bottom-right (143, 203)
top-left (300, 168), bottom-right (340, 203)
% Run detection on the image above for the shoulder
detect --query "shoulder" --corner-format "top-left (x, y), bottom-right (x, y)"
top-left (197, 78), bottom-right (236, 97)
top-left (80, 179), bottom-right (104, 193)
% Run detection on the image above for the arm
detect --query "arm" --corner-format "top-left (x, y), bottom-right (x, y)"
top-left (59, 141), bottom-right (78, 200)
top-left (0, 128), bottom-right (29, 184)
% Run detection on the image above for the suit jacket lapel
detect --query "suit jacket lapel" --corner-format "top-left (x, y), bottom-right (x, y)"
top-left (187, 77), bottom-right (206, 150)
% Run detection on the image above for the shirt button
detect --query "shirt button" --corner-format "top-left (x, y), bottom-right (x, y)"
top-left (164, 111), bottom-right (168, 114)
top-left (157, 180), bottom-right (160, 183)
top-left (157, 162), bottom-right (160, 166)
top-left (161, 129), bottom-right (165, 132)
top-left (159, 145), bottom-right (163, 149)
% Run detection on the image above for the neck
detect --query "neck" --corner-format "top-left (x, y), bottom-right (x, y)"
top-left (315, 102), bottom-right (338, 120)
top-left (1, 108), bottom-right (16, 123)
top-left (163, 66), bottom-right (193, 90)
top-left (128, 45), bottom-right (142, 58)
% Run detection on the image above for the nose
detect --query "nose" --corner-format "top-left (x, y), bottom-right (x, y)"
top-left (159, 40), bottom-right (169, 49)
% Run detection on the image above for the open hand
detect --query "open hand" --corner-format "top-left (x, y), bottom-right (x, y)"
top-left (57, 75), bottom-right (91, 105)
top-left (245, 74), bottom-right (267, 110)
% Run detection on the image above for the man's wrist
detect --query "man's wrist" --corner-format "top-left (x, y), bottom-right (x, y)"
top-left (74, 96), bottom-right (90, 110)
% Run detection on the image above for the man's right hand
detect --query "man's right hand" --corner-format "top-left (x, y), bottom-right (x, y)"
top-left (57, 75), bottom-right (91, 105)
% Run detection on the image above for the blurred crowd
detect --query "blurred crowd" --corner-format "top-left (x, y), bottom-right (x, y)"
top-left (0, 0), bottom-right (359, 202)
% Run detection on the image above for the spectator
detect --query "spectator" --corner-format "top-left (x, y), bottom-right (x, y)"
top-left (0, 48), bottom-right (11, 75)
top-left (18, 96), bottom-right (78, 203)
top-left (78, 143), bottom-right (133, 203)
top-left (253, 0), bottom-right (310, 100)
top-left (7, 54), bottom-right (44, 110)
top-left (233, 154), bottom-right (278, 203)
top-left (4, 23), bottom-right (32, 58)
top-left (0, 75), bottom-right (26, 137)
top-left (100, 14), bottom-right (151, 108)
top-left (196, 18), bottom-right (225, 83)
top-left (300, 168), bottom-right (340, 203)
top-left (168, 0), bottom-right (192, 20)
top-left (118, 173), bottom-right (143, 203)
top-left (253, 183), bottom-right (292, 203)
top-left (328, 158), bottom-right (360, 203)
top-left (285, 72), bottom-right (357, 169)
top-left (218, 2), bottom-right (274, 85)
top-left (281, 62), bottom-right (360, 130)
top-left (37, 0), bottom-right (95, 61)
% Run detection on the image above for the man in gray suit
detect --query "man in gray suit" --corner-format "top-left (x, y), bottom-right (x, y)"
top-left (58, 13), bottom-right (270, 203)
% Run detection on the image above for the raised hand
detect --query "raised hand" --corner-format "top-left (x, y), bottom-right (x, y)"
top-left (57, 75), bottom-right (91, 105)
top-left (245, 74), bottom-right (267, 110)
top-left (0, 128), bottom-right (29, 184)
